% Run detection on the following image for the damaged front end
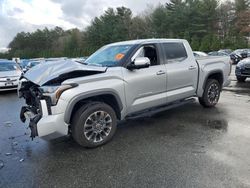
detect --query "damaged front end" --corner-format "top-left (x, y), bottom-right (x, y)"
top-left (19, 60), bottom-right (106, 139)
top-left (19, 80), bottom-right (48, 139)
top-left (19, 80), bottom-right (78, 139)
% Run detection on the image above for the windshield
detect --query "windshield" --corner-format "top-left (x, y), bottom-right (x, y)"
top-left (85, 45), bottom-right (133, 67)
top-left (0, 62), bottom-right (18, 72)
top-left (219, 49), bottom-right (232, 54)
top-left (194, 51), bottom-right (208, 57)
top-left (234, 49), bottom-right (249, 54)
top-left (20, 60), bottom-right (30, 68)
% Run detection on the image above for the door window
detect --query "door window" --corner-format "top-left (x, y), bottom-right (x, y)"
top-left (132, 45), bottom-right (159, 66)
top-left (162, 43), bottom-right (187, 62)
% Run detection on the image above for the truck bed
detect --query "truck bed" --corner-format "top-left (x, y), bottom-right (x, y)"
top-left (195, 55), bottom-right (231, 97)
top-left (196, 56), bottom-right (230, 65)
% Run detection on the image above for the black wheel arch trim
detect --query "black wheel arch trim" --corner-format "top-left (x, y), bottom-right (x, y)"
top-left (203, 70), bottom-right (224, 89)
top-left (64, 90), bottom-right (123, 124)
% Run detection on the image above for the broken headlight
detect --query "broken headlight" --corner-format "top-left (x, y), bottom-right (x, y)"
top-left (39, 83), bottom-right (78, 105)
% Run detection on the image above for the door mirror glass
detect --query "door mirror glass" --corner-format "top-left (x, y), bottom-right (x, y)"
top-left (128, 57), bottom-right (150, 70)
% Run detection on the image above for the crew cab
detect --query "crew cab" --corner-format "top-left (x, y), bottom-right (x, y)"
top-left (18, 39), bottom-right (231, 148)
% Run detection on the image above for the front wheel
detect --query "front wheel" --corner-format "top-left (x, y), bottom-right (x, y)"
top-left (199, 79), bottom-right (221, 108)
top-left (236, 76), bottom-right (247, 82)
top-left (72, 102), bottom-right (117, 148)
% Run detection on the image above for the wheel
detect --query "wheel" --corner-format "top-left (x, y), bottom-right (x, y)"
top-left (236, 76), bottom-right (246, 82)
top-left (72, 102), bottom-right (117, 148)
top-left (199, 79), bottom-right (221, 108)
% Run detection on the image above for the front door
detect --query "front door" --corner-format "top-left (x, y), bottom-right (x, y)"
top-left (122, 44), bottom-right (167, 114)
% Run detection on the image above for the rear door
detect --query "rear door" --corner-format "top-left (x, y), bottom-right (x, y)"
top-left (122, 44), bottom-right (167, 114)
top-left (161, 42), bottom-right (198, 102)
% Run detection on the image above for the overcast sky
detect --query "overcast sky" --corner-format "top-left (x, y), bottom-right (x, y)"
top-left (0, 0), bottom-right (170, 50)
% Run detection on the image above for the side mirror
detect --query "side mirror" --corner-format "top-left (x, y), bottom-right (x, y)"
top-left (127, 57), bottom-right (150, 70)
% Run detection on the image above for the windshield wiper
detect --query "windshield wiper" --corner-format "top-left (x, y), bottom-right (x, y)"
top-left (88, 63), bottom-right (103, 67)
top-left (75, 61), bottom-right (88, 65)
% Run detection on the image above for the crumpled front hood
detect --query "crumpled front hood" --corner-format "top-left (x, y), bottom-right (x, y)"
top-left (23, 60), bottom-right (107, 86)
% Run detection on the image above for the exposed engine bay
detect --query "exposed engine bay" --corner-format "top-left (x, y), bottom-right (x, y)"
top-left (19, 60), bottom-right (107, 139)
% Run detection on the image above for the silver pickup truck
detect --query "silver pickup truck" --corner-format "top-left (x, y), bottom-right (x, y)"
top-left (19, 39), bottom-right (231, 148)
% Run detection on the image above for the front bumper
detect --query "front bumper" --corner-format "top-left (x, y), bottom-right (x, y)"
top-left (20, 99), bottom-right (69, 140)
top-left (235, 67), bottom-right (250, 77)
top-left (0, 80), bottom-right (18, 91)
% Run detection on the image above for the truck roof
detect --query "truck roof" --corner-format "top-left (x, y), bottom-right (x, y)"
top-left (108, 39), bottom-right (187, 46)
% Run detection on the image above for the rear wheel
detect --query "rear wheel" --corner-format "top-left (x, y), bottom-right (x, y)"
top-left (199, 79), bottom-right (221, 108)
top-left (236, 76), bottom-right (247, 82)
top-left (72, 102), bottom-right (117, 148)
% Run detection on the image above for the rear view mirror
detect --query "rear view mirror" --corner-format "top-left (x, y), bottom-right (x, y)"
top-left (127, 57), bottom-right (150, 70)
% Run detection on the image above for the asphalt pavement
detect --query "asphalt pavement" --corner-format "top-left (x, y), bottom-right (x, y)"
top-left (0, 66), bottom-right (250, 188)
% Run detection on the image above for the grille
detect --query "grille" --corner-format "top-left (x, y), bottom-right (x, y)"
top-left (0, 85), bottom-right (17, 89)
top-left (244, 63), bottom-right (250, 68)
top-left (242, 68), bottom-right (250, 74)
top-left (0, 79), bottom-right (17, 82)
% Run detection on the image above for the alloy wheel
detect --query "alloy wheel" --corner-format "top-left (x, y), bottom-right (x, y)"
top-left (83, 111), bottom-right (112, 143)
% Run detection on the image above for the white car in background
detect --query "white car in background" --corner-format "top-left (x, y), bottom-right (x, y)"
top-left (193, 51), bottom-right (208, 57)
top-left (0, 60), bottom-right (22, 91)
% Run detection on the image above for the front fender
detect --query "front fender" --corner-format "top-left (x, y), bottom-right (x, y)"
top-left (64, 89), bottom-right (124, 124)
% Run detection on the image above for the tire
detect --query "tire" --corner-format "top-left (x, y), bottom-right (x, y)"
top-left (72, 102), bottom-right (117, 148)
top-left (236, 76), bottom-right (246, 82)
top-left (199, 79), bottom-right (221, 108)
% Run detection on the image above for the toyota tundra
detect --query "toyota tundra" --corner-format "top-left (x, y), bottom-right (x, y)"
top-left (18, 39), bottom-right (231, 148)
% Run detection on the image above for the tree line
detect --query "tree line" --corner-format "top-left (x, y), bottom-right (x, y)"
top-left (1, 0), bottom-right (250, 59)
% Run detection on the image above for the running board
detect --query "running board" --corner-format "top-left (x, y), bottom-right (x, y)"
top-left (126, 98), bottom-right (196, 120)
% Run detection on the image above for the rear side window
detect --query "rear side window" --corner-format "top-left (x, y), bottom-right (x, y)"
top-left (162, 43), bottom-right (187, 61)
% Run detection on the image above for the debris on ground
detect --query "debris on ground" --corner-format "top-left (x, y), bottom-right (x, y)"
top-left (194, 144), bottom-right (205, 148)
top-left (19, 158), bottom-right (24, 162)
top-left (4, 121), bottom-right (12, 127)
top-left (5, 153), bottom-right (12, 156)
top-left (9, 133), bottom-right (29, 140)
top-left (0, 160), bottom-right (4, 169)
top-left (192, 151), bottom-right (206, 154)
top-left (12, 141), bottom-right (18, 146)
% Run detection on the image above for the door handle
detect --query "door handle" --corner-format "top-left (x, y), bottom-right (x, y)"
top-left (156, 70), bottom-right (166, 75)
top-left (188, 66), bottom-right (197, 70)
